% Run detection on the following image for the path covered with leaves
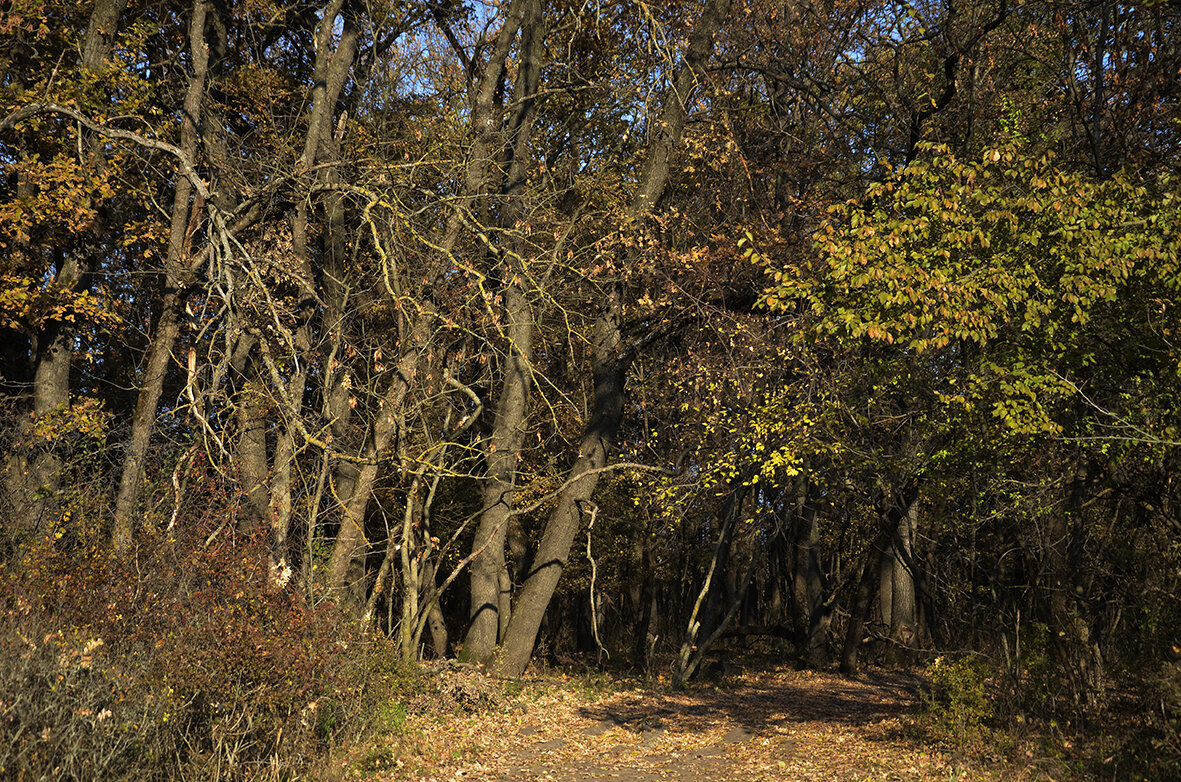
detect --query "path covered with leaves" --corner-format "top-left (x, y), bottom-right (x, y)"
top-left (345, 665), bottom-right (1058, 781)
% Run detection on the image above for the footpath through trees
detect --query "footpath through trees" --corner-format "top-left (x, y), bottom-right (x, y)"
top-left (342, 664), bottom-right (1082, 781)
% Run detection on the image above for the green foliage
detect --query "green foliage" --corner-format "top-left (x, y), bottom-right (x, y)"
top-left (764, 142), bottom-right (1181, 437)
top-left (1014, 622), bottom-right (1058, 715)
top-left (343, 640), bottom-right (423, 737)
top-left (777, 143), bottom-right (1181, 351)
top-left (2, 2), bottom-right (1180, 778)
top-left (924, 655), bottom-right (994, 745)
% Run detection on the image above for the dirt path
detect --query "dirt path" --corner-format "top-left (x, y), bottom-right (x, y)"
top-left (495, 670), bottom-right (938, 781)
top-left (368, 665), bottom-right (1042, 781)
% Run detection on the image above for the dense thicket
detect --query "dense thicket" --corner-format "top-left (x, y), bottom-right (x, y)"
top-left (2, 0), bottom-right (1180, 773)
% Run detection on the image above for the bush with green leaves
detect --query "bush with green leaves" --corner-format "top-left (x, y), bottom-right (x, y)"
top-left (924, 655), bottom-right (994, 744)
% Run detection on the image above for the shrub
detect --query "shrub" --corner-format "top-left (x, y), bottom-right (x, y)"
top-left (924, 654), bottom-right (994, 745)
top-left (0, 621), bottom-right (178, 780)
top-left (333, 632), bottom-right (424, 737)
top-left (1148, 660), bottom-right (1181, 776)
top-left (0, 523), bottom-right (357, 780)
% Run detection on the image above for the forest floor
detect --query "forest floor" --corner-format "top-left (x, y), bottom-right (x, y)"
top-left (333, 661), bottom-right (1084, 781)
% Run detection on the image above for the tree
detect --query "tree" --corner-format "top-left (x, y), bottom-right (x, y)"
top-left (3, 2), bottom-right (1181, 733)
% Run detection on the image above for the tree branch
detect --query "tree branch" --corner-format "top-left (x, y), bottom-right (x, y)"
top-left (2, 102), bottom-right (212, 201)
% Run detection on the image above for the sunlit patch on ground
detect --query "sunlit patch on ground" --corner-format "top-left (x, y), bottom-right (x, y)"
top-left (356, 665), bottom-right (1047, 781)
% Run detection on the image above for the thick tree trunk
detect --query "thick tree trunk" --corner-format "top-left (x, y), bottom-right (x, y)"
top-left (879, 496), bottom-right (918, 661)
top-left (840, 484), bottom-right (919, 675)
top-left (267, 369), bottom-right (304, 586)
top-left (285, 0), bottom-right (370, 600)
top-left (462, 0), bottom-right (543, 662)
top-left (792, 482), bottom-right (831, 668)
top-left (81, 0), bottom-right (130, 72)
top-left (111, 295), bottom-right (183, 547)
top-left (698, 489), bottom-right (743, 651)
top-left (494, 296), bottom-right (625, 676)
top-left (464, 285), bottom-right (535, 662)
top-left (236, 374), bottom-right (269, 532)
top-left (325, 332), bottom-right (420, 607)
top-left (310, 0), bottom-right (361, 557)
top-left (112, 0), bottom-right (211, 549)
top-left (328, 0), bottom-right (531, 617)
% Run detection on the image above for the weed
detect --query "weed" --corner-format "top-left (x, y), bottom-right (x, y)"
top-left (0, 521), bottom-right (361, 780)
top-left (923, 654), bottom-right (993, 745)
top-left (356, 746), bottom-right (398, 776)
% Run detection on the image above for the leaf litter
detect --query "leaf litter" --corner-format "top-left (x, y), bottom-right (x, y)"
top-left (343, 664), bottom-right (1064, 781)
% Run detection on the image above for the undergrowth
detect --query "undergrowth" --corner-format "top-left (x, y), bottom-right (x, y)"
top-left (0, 521), bottom-right (391, 781)
top-left (911, 646), bottom-right (1181, 781)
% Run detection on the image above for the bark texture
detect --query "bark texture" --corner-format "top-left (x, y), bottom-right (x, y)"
top-left (113, 0), bottom-right (212, 549)
top-left (840, 485), bottom-right (919, 675)
top-left (492, 0), bottom-right (733, 676)
top-left (463, 0), bottom-right (544, 663)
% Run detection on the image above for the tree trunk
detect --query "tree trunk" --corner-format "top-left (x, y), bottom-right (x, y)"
top-left (492, 0), bottom-right (732, 677)
top-left (111, 295), bottom-right (183, 546)
top-left (313, 0), bottom-right (361, 570)
top-left (840, 484), bottom-right (919, 675)
top-left (326, 326), bottom-right (421, 608)
top-left (464, 285), bottom-right (535, 662)
top-left (839, 523), bottom-right (889, 676)
top-left (22, 273), bottom-right (77, 531)
top-left (423, 558), bottom-right (451, 658)
top-left (631, 0), bottom-right (734, 215)
top-left (462, 0), bottom-right (542, 663)
top-left (674, 485), bottom-right (746, 685)
top-left (494, 295), bottom-right (626, 676)
top-left (10, 0), bottom-right (129, 536)
top-left (81, 0), bottom-right (129, 72)
top-left (236, 373), bottom-right (269, 532)
top-left (329, 0), bottom-right (529, 617)
top-left (792, 481), bottom-right (831, 668)
top-left (630, 533), bottom-right (657, 670)
top-left (112, 0), bottom-right (211, 549)
top-left (1049, 463), bottom-right (1105, 710)
top-left (697, 488), bottom-right (743, 652)
top-left (285, 0), bottom-right (374, 604)
top-left (267, 378), bottom-right (302, 585)
top-left (888, 497), bottom-right (918, 655)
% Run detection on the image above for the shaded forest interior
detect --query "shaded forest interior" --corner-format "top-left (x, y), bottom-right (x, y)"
top-left (2, 0), bottom-right (1181, 778)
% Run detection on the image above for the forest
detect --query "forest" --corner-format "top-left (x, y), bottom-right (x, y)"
top-left (1, 0), bottom-right (1180, 778)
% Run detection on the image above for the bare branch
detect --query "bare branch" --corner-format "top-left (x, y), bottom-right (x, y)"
top-left (2, 102), bottom-right (212, 201)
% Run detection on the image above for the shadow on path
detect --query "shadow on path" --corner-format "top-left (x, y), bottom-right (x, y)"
top-left (496, 668), bottom-right (933, 782)
top-left (576, 669), bottom-right (926, 738)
